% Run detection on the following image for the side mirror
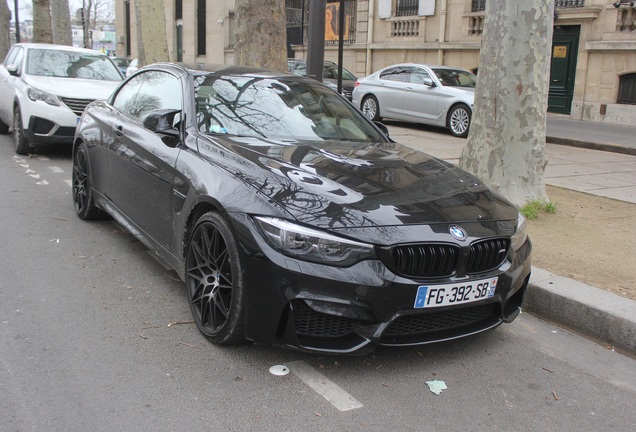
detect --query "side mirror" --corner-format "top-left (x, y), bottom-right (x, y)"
top-left (6, 64), bottom-right (19, 77)
top-left (422, 77), bottom-right (435, 87)
top-left (142, 109), bottom-right (181, 137)
top-left (374, 121), bottom-right (390, 138)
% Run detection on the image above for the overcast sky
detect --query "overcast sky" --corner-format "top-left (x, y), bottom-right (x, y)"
top-left (9, 1), bottom-right (86, 22)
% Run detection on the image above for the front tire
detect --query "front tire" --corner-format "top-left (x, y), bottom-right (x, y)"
top-left (447, 104), bottom-right (471, 138)
top-left (186, 212), bottom-right (245, 345)
top-left (72, 142), bottom-right (106, 220)
top-left (13, 107), bottom-right (34, 155)
top-left (361, 95), bottom-right (381, 121)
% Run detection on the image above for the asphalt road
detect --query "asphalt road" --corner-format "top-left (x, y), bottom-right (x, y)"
top-left (1, 133), bottom-right (635, 432)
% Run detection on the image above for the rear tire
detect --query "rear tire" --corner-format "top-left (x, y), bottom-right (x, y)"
top-left (361, 95), bottom-right (381, 122)
top-left (13, 106), bottom-right (34, 155)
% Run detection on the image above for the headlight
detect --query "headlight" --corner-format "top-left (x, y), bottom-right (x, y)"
top-left (511, 213), bottom-right (528, 250)
top-left (27, 86), bottom-right (60, 106)
top-left (254, 216), bottom-right (375, 266)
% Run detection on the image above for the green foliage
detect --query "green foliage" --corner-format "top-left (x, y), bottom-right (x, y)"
top-left (520, 200), bottom-right (557, 220)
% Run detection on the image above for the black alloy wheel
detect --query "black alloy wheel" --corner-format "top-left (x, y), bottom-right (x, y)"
top-left (72, 143), bottom-right (105, 220)
top-left (186, 212), bottom-right (245, 344)
top-left (13, 107), bottom-right (34, 155)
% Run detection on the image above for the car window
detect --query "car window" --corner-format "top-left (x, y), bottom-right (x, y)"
top-left (324, 66), bottom-right (356, 81)
top-left (379, 67), bottom-right (410, 82)
top-left (113, 71), bottom-right (182, 121)
top-left (409, 68), bottom-right (432, 85)
top-left (26, 49), bottom-right (122, 81)
top-left (194, 74), bottom-right (386, 142)
top-left (4, 46), bottom-right (19, 66)
top-left (432, 68), bottom-right (476, 88)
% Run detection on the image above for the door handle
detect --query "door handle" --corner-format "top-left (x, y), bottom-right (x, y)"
top-left (114, 124), bottom-right (123, 137)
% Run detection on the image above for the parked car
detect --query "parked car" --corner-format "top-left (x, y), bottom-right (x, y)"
top-left (288, 59), bottom-right (357, 100)
top-left (125, 58), bottom-right (138, 77)
top-left (352, 64), bottom-right (476, 138)
top-left (112, 57), bottom-right (130, 75)
top-left (0, 43), bottom-right (123, 154)
top-left (72, 62), bottom-right (531, 354)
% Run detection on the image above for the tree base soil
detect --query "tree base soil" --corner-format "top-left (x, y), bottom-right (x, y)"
top-left (527, 185), bottom-right (635, 301)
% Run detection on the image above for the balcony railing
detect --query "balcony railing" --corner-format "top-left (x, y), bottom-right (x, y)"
top-left (391, 18), bottom-right (420, 37)
top-left (472, 0), bottom-right (585, 13)
top-left (616, 7), bottom-right (636, 32)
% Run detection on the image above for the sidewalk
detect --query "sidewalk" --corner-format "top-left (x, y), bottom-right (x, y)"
top-left (385, 117), bottom-right (636, 356)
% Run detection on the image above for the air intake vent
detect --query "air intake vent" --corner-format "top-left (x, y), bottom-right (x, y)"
top-left (467, 238), bottom-right (510, 274)
top-left (61, 97), bottom-right (95, 116)
top-left (391, 244), bottom-right (459, 278)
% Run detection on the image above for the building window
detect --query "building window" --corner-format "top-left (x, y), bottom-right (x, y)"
top-left (176, 0), bottom-right (182, 20)
top-left (395, 0), bottom-right (419, 17)
top-left (197, 0), bottom-right (206, 56)
top-left (618, 73), bottom-right (636, 105)
top-left (471, 0), bottom-right (486, 12)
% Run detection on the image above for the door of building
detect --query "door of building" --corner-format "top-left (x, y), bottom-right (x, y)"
top-left (548, 26), bottom-right (580, 114)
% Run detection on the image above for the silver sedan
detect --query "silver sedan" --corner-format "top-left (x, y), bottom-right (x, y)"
top-left (352, 64), bottom-right (476, 138)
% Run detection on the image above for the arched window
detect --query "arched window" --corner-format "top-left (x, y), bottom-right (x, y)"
top-left (617, 73), bottom-right (636, 105)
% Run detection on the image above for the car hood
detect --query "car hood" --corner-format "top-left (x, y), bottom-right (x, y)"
top-left (203, 136), bottom-right (517, 228)
top-left (24, 75), bottom-right (121, 100)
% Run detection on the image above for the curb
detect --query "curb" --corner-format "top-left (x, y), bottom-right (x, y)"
top-left (546, 136), bottom-right (636, 156)
top-left (524, 267), bottom-right (636, 357)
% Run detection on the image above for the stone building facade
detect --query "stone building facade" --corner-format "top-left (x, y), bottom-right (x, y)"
top-left (116, 0), bottom-right (636, 125)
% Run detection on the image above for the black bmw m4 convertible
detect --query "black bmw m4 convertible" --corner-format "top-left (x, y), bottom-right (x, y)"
top-left (72, 62), bottom-right (531, 354)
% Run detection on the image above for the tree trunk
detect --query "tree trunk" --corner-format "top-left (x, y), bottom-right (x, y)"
top-left (133, 0), bottom-right (168, 67)
top-left (234, 0), bottom-right (287, 72)
top-left (0, 1), bottom-right (11, 60)
top-left (33, 0), bottom-right (54, 43)
top-left (459, 0), bottom-right (553, 207)
top-left (51, 0), bottom-right (72, 46)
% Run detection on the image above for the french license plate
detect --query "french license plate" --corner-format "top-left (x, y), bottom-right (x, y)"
top-left (414, 277), bottom-right (498, 309)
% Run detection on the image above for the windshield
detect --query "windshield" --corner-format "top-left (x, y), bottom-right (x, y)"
top-left (26, 49), bottom-right (122, 81)
top-left (432, 68), bottom-right (476, 88)
top-left (194, 75), bottom-right (387, 142)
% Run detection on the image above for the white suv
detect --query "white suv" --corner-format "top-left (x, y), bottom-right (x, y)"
top-left (0, 43), bottom-right (123, 154)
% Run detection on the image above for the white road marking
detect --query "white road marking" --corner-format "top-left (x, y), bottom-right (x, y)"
top-left (49, 166), bottom-right (64, 173)
top-left (286, 360), bottom-right (363, 412)
top-left (64, 180), bottom-right (72, 187)
top-left (36, 181), bottom-right (49, 185)
top-left (28, 174), bottom-right (40, 179)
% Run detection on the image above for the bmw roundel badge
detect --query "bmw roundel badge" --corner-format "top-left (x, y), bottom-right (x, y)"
top-left (449, 225), bottom-right (467, 241)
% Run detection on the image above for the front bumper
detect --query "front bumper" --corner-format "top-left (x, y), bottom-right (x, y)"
top-left (229, 213), bottom-right (532, 355)
top-left (19, 97), bottom-right (82, 145)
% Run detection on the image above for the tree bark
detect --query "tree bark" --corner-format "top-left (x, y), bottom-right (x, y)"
top-left (51, 0), bottom-right (72, 46)
top-left (0, 1), bottom-right (11, 60)
top-left (33, 0), bottom-right (54, 44)
top-left (234, 0), bottom-right (287, 72)
top-left (459, 0), bottom-right (553, 207)
top-left (133, 0), bottom-right (168, 67)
